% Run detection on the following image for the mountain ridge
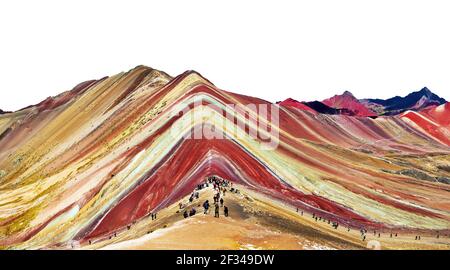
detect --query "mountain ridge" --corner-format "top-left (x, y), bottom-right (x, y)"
top-left (362, 87), bottom-right (447, 115)
top-left (0, 66), bottom-right (449, 250)
top-left (280, 87), bottom-right (446, 117)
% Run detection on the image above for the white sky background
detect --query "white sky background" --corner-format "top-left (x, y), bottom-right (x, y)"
top-left (0, 0), bottom-right (449, 111)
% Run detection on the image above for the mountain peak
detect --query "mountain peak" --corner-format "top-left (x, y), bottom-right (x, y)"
top-left (418, 87), bottom-right (433, 97)
top-left (278, 98), bottom-right (318, 114)
top-left (283, 97), bottom-right (300, 103)
top-left (366, 87), bottom-right (446, 115)
top-left (322, 91), bottom-right (376, 117)
top-left (342, 90), bottom-right (355, 98)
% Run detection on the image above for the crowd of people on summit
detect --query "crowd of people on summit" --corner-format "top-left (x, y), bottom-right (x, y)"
top-left (181, 176), bottom-right (233, 219)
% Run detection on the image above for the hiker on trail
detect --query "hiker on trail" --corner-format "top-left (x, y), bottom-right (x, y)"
top-left (216, 194), bottom-right (220, 204)
top-left (220, 198), bottom-right (224, 207)
top-left (189, 208), bottom-right (196, 217)
top-left (215, 204), bottom-right (220, 218)
top-left (224, 206), bottom-right (229, 217)
top-left (203, 200), bottom-right (210, 214)
top-left (363, 235), bottom-right (366, 241)
top-left (183, 210), bottom-right (188, 219)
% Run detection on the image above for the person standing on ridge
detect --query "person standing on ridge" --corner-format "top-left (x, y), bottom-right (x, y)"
top-left (203, 200), bottom-right (210, 214)
top-left (215, 204), bottom-right (220, 218)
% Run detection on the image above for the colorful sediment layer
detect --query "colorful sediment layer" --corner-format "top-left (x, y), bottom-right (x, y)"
top-left (0, 66), bottom-right (449, 249)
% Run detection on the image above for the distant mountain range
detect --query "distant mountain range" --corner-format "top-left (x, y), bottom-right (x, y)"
top-left (361, 87), bottom-right (446, 115)
top-left (278, 87), bottom-right (447, 117)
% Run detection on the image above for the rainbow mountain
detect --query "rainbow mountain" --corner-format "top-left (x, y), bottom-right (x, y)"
top-left (0, 66), bottom-right (449, 250)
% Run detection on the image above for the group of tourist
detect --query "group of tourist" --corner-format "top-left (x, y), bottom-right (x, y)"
top-left (182, 176), bottom-right (231, 220)
top-left (307, 210), bottom-right (432, 242)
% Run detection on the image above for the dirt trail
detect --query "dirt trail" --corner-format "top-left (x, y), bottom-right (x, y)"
top-left (79, 183), bottom-right (450, 250)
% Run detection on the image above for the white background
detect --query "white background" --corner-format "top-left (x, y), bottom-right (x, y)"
top-left (0, 0), bottom-right (449, 111)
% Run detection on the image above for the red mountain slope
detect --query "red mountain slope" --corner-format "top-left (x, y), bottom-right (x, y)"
top-left (278, 98), bottom-right (317, 114)
top-left (323, 91), bottom-right (377, 117)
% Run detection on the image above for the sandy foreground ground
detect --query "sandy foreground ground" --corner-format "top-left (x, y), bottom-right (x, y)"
top-left (71, 184), bottom-right (450, 250)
